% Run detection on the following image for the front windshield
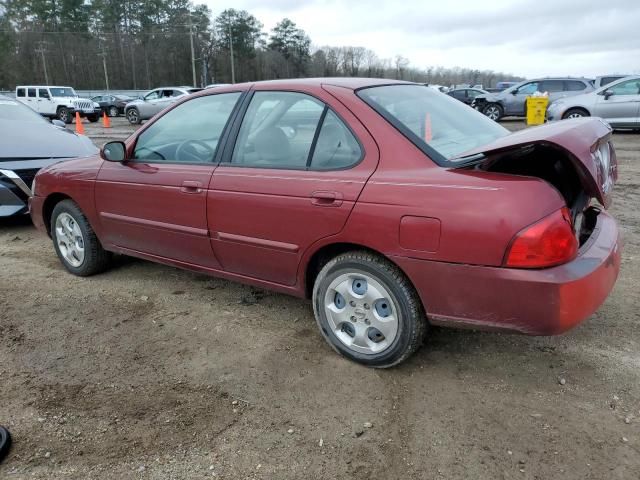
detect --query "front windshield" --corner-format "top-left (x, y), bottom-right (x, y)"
top-left (0, 99), bottom-right (47, 123)
top-left (49, 87), bottom-right (77, 97)
top-left (357, 84), bottom-right (508, 162)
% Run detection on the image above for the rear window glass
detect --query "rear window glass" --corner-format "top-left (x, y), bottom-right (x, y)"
top-left (357, 84), bottom-right (508, 163)
top-left (565, 80), bottom-right (587, 91)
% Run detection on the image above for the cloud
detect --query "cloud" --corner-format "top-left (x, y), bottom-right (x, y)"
top-left (204, 0), bottom-right (640, 77)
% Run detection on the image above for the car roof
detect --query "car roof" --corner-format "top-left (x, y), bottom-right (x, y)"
top-left (201, 78), bottom-right (412, 92)
top-left (16, 86), bottom-right (74, 89)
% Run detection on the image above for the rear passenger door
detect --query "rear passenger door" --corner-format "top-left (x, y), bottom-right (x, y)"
top-left (209, 88), bottom-right (379, 286)
top-left (538, 80), bottom-right (565, 103)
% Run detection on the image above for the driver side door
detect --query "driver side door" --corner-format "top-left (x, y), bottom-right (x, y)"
top-left (95, 91), bottom-right (243, 267)
top-left (504, 82), bottom-right (538, 115)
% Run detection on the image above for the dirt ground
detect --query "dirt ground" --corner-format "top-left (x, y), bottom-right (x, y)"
top-left (1, 117), bottom-right (639, 479)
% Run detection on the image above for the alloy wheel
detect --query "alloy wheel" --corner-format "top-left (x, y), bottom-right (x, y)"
top-left (485, 106), bottom-right (500, 120)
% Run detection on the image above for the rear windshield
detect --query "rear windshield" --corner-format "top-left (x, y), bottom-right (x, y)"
top-left (0, 99), bottom-right (47, 123)
top-left (357, 84), bottom-right (508, 164)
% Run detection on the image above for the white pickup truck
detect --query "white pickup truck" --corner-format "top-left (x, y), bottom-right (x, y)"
top-left (15, 86), bottom-right (102, 124)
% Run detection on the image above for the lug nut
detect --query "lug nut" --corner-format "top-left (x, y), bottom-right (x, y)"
top-left (363, 303), bottom-right (370, 310)
top-left (365, 319), bottom-right (370, 325)
top-left (350, 316), bottom-right (357, 322)
top-left (349, 301), bottom-right (356, 307)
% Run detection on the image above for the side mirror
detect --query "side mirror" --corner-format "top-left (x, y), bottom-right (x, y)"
top-left (51, 119), bottom-right (66, 128)
top-left (101, 141), bottom-right (127, 162)
top-left (603, 89), bottom-right (613, 100)
top-left (511, 90), bottom-right (518, 95)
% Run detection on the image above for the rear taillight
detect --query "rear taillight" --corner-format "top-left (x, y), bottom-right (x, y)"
top-left (505, 207), bottom-right (578, 269)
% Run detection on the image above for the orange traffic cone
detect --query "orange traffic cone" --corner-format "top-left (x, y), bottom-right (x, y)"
top-left (102, 111), bottom-right (111, 128)
top-left (74, 112), bottom-right (85, 135)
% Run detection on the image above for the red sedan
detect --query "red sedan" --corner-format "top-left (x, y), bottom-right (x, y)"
top-left (29, 78), bottom-right (621, 367)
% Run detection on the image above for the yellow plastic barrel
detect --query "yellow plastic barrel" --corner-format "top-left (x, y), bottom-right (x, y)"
top-left (526, 96), bottom-right (549, 126)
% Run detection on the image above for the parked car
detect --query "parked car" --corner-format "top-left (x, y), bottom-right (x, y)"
top-left (472, 78), bottom-right (594, 120)
top-left (495, 81), bottom-right (518, 90)
top-left (592, 75), bottom-right (632, 90)
top-left (447, 88), bottom-right (489, 105)
top-left (124, 87), bottom-right (203, 124)
top-left (30, 79), bottom-right (621, 367)
top-left (15, 85), bottom-right (101, 124)
top-left (0, 95), bottom-right (97, 217)
top-left (546, 75), bottom-right (640, 128)
top-left (91, 94), bottom-right (135, 117)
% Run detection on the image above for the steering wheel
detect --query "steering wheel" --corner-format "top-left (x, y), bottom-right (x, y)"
top-left (175, 139), bottom-right (215, 163)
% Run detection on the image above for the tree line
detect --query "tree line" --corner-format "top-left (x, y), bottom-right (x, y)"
top-left (0, 0), bottom-right (523, 91)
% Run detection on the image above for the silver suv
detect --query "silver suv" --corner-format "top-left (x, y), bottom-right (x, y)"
top-left (124, 87), bottom-right (202, 124)
top-left (472, 78), bottom-right (594, 121)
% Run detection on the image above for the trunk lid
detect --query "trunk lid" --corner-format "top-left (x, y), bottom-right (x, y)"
top-left (453, 117), bottom-right (617, 208)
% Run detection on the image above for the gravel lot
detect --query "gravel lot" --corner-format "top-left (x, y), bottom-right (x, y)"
top-left (1, 117), bottom-right (639, 479)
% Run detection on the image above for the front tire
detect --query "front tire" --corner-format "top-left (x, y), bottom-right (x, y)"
top-left (483, 103), bottom-right (503, 121)
top-left (312, 251), bottom-right (427, 368)
top-left (57, 107), bottom-right (72, 124)
top-left (108, 106), bottom-right (119, 117)
top-left (87, 115), bottom-right (99, 123)
top-left (126, 108), bottom-right (141, 125)
top-left (51, 200), bottom-right (111, 276)
top-left (562, 108), bottom-right (589, 119)
top-left (0, 426), bottom-right (11, 462)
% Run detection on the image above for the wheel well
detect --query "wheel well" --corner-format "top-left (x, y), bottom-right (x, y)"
top-left (42, 193), bottom-right (72, 235)
top-left (304, 243), bottom-right (384, 298)
top-left (562, 107), bottom-right (590, 118)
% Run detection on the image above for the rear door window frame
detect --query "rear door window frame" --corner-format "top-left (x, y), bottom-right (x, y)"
top-left (219, 89), bottom-right (364, 172)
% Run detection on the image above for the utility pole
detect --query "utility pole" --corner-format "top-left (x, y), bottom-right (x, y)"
top-left (99, 51), bottom-right (110, 91)
top-left (189, 15), bottom-right (197, 87)
top-left (228, 23), bottom-right (235, 84)
top-left (35, 42), bottom-right (49, 84)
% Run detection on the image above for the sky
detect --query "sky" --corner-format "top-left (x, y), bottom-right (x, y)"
top-left (205, 0), bottom-right (640, 79)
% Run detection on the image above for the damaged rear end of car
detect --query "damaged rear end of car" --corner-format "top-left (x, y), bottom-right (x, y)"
top-left (455, 118), bottom-right (618, 271)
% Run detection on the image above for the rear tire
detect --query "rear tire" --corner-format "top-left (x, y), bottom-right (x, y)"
top-left (51, 199), bottom-right (111, 276)
top-left (126, 108), bottom-right (141, 125)
top-left (482, 103), bottom-right (503, 121)
top-left (87, 115), bottom-right (99, 123)
top-left (312, 251), bottom-right (427, 368)
top-left (562, 108), bottom-right (590, 119)
top-left (108, 106), bottom-right (119, 117)
top-left (57, 106), bottom-right (72, 124)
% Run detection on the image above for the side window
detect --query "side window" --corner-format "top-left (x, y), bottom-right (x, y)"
top-left (28, 88), bottom-right (36, 98)
top-left (452, 90), bottom-right (466, 99)
top-left (310, 110), bottom-right (362, 170)
top-left (467, 89), bottom-right (483, 99)
top-left (538, 80), bottom-right (564, 92)
top-left (608, 79), bottom-right (640, 96)
top-left (565, 80), bottom-right (587, 91)
top-left (16, 88), bottom-right (25, 97)
top-left (133, 92), bottom-right (242, 163)
top-left (38, 88), bottom-right (50, 99)
top-left (144, 90), bottom-right (161, 101)
top-left (231, 91), bottom-right (324, 169)
top-left (516, 82), bottom-right (539, 95)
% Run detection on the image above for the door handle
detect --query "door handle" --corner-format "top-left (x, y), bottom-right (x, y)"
top-left (311, 191), bottom-right (343, 207)
top-left (180, 180), bottom-right (203, 194)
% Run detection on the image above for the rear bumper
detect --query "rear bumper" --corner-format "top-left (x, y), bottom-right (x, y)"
top-left (393, 210), bottom-right (621, 335)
